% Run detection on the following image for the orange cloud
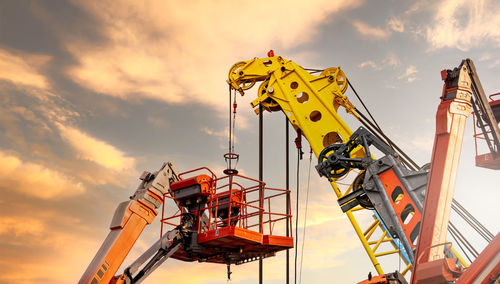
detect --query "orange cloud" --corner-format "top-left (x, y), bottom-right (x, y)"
top-left (0, 151), bottom-right (85, 199)
top-left (0, 48), bottom-right (51, 89)
top-left (0, 214), bottom-right (101, 284)
top-left (56, 123), bottom-right (135, 171)
top-left (66, 0), bottom-right (362, 110)
top-left (0, 217), bottom-right (45, 237)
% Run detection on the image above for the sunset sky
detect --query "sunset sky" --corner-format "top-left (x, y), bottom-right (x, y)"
top-left (0, 1), bottom-right (499, 283)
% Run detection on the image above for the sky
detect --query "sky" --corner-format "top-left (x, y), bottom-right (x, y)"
top-left (0, 0), bottom-right (499, 283)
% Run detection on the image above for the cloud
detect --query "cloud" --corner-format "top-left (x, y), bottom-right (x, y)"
top-left (0, 214), bottom-right (101, 284)
top-left (383, 53), bottom-right (401, 67)
top-left (353, 20), bottom-right (391, 40)
top-left (487, 59), bottom-right (500, 69)
top-left (0, 48), bottom-right (51, 89)
top-left (201, 127), bottom-right (228, 138)
top-left (425, 0), bottom-right (500, 51)
top-left (0, 70), bottom-right (140, 190)
top-left (479, 53), bottom-right (491, 61)
top-left (147, 116), bottom-right (168, 128)
top-left (387, 17), bottom-right (405, 33)
top-left (358, 53), bottom-right (401, 70)
top-left (358, 60), bottom-right (378, 69)
top-left (0, 217), bottom-right (45, 237)
top-left (398, 65), bottom-right (418, 82)
top-left (0, 151), bottom-right (85, 199)
top-left (56, 123), bottom-right (135, 171)
top-left (297, 219), bottom-right (359, 270)
top-left (66, 0), bottom-right (362, 111)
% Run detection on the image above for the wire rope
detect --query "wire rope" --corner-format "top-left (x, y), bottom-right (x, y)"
top-left (294, 149), bottom-right (300, 284)
top-left (452, 199), bottom-right (494, 240)
top-left (299, 149), bottom-right (313, 284)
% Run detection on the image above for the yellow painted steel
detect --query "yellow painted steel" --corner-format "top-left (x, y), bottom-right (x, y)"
top-left (227, 55), bottom-right (360, 159)
top-left (227, 54), bottom-right (392, 275)
top-left (227, 53), bottom-right (466, 277)
top-left (375, 249), bottom-right (401, 257)
top-left (368, 238), bottom-right (393, 245)
top-left (373, 231), bottom-right (388, 252)
top-left (450, 246), bottom-right (468, 268)
top-left (402, 263), bottom-right (412, 275)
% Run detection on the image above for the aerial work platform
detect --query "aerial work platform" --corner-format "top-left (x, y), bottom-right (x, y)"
top-left (160, 167), bottom-right (293, 265)
top-left (473, 93), bottom-right (500, 170)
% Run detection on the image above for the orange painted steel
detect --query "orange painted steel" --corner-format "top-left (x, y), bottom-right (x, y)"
top-left (79, 200), bottom-right (158, 284)
top-left (378, 169), bottom-right (422, 248)
top-left (171, 174), bottom-right (214, 195)
top-left (358, 275), bottom-right (390, 284)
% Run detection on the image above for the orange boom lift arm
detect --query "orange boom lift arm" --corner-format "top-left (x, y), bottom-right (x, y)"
top-left (79, 162), bottom-right (181, 284)
top-left (412, 59), bottom-right (500, 283)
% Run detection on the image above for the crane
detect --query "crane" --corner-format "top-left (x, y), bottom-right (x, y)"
top-left (227, 52), bottom-right (499, 283)
top-left (81, 51), bottom-right (499, 284)
top-left (227, 52), bottom-right (423, 275)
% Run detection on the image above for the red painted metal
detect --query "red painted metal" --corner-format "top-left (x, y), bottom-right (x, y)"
top-left (413, 242), bottom-right (462, 283)
top-left (473, 93), bottom-right (500, 170)
top-left (413, 258), bottom-right (462, 284)
top-left (412, 66), bottom-right (472, 283)
top-left (455, 233), bottom-right (500, 284)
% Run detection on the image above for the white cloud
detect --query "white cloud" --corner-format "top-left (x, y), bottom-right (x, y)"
top-left (201, 126), bottom-right (236, 150)
top-left (383, 53), bottom-right (401, 67)
top-left (425, 0), bottom-right (500, 51)
top-left (488, 59), bottom-right (500, 69)
top-left (398, 65), bottom-right (418, 82)
top-left (358, 60), bottom-right (378, 69)
top-left (358, 53), bottom-right (400, 70)
top-left (479, 53), bottom-right (491, 61)
top-left (353, 20), bottom-right (391, 40)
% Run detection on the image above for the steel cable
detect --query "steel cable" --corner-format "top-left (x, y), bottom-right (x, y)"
top-left (294, 149), bottom-right (300, 284)
top-left (452, 199), bottom-right (494, 240)
top-left (299, 149), bottom-right (313, 284)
